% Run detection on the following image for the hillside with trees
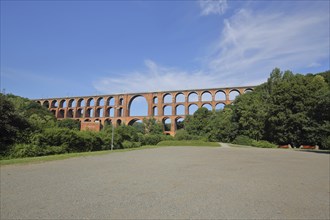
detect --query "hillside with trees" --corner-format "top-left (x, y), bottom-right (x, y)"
top-left (1, 68), bottom-right (329, 159)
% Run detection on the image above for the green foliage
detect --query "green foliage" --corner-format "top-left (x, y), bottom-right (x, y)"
top-left (232, 135), bottom-right (253, 146)
top-left (233, 92), bottom-right (268, 140)
top-left (57, 119), bottom-right (80, 130)
top-left (122, 140), bottom-right (141, 149)
top-left (157, 140), bottom-right (219, 147)
top-left (9, 144), bottom-right (67, 158)
top-left (143, 118), bottom-right (163, 134)
top-left (208, 107), bottom-right (237, 142)
top-left (251, 140), bottom-right (277, 148)
top-left (0, 94), bottom-right (31, 153)
top-left (184, 107), bottom-right (213, 137)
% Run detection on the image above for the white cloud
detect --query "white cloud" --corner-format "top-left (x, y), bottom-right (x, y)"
top-left (199, 0), bottom-right (228, 16)
top-left (94, 3), bottom-right (329, 95)
top-left (206, 6), bottom-right (329, 84)
top-left (93, 60), bottom-right (218, 94)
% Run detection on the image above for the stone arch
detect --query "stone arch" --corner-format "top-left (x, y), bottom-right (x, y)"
top-left (104, 119), bottom-right (112, 127)
top-left (163, 105), bottom-right (172, 116)
top-left (58, 109), bottom-right (65, 118)
top-left (201, 91), bottom-right (212, 102)
top-left (76, 108), bottom-right (84, 118)
top-left (175, 93), bottom-right (185, 103)
top-left (244, 88), bottom-right (253, 93)
top-left (77, 98), bottom-right (85, 107)
top-left (188, 104), bottom-right (198, 115)
top-left (229, 89), bottom-right (240, 100)
top-left (96, 108), bottom-right (104, 117)
top-left (68, 99), bottom-right (76, 108)
top-left (67, 109), bottom-right (74, 118)
top-left (96, 97), bottom-right (104, 106)
top-left (176, 104), bottom-right (185, 115)
top-left (84, 119), bottom-right (91, 122)
top-left (43, 101), bottom-right (50, 108)
top-left (153, 106), bottom-right (158, 116)
top-left (215, 90), bottom-right (226, 100)
top-left (51, 109), bottom-right (56, 116)
top-left (107, 97), bottom-right (115, 106)
top-left (128, 118), bottom-right (142, 126)
top-left (163, 93), bottom-right (172, 103)
top-left (118, 107), bottom-right (123, 117)
top-left (117, 119), bottom-right (122, 126)
top-left (119, 98), bottom-right (124, 105)
top-left (59, 99), bottom-right (66, 108)
top-left (86, 108), bottom-right (94, 118)
top-left (175, 117), bottom-right (184, 130)
top-left (202, 103), bottom-right (212, 111)
top-left (87, 98), bottom-right (95, 107)
top-left (106, 107), bottom-right (114, 117)
top-left (163, 117), bottom-right (171, 131)
top-left (128, 95), bottom-right (148, 116)
top-left (188, 92), bottom-right (198, 102)
top-left (215, 103), bottom-right (226, 111)
top-left (51, 100), bottom-right (58, 108)
top-left (153, 96), bottom-right (158, 104)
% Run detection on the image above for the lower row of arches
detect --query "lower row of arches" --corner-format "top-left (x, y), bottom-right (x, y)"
top-left (80, 117), bottom-right (185, 132)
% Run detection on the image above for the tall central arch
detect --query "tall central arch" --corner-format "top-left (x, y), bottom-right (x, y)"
top-left (128, 95), bottom-right (148, 116)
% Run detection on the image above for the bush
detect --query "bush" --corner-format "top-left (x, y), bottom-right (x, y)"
top-left (9, 144), bottom-right (68, 158)
top-left (122, 141), bottom-right (141, 149)
top-left (232, 135), bottom-right (253, 146)
top-left (251, 140), bottom-right (277, 148)
top-left (143, 134), bottom-right (164, 145)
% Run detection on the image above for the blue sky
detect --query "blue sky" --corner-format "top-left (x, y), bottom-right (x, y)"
top-left (1, 0), bottom-right (329, 99)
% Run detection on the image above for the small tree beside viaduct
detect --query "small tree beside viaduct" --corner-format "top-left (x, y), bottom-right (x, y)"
top-left (35, 86), bottom-right (254, 135)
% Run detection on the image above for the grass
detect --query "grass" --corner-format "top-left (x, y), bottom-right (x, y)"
top-left (0, 142), bottom-right (220, 166)
top-left (157, 140), bottom-right (220, 147)
top-left (0, 145), bottom-right (158, 166)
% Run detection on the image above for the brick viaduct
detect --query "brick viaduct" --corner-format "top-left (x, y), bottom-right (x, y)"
top-left (35, 86), bottom-right (254, 136)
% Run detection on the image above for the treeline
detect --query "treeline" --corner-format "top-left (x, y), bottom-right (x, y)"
top-left (0, 94), bottom-right (172, 158)
top-left (181, 68), bottom-right (329, 148)
top-left (1, 68), bottom-right (329, 158)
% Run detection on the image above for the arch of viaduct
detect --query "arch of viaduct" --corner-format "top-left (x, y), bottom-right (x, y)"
top-left (35, 86), bottom-right (255, 136)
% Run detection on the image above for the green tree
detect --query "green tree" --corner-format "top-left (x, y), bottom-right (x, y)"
top-left (0, 94), bottom-right (31, 154)
top-left (232, 91), bottom-right (268, 141)
top-left (142, 118), bottom-right (163, 134)
top-left (208, 106), bottom-right (238, 142)
top-left (57, 119), bottom-right (80, 130)
top-left (185, 107), bottom-right (212, 138)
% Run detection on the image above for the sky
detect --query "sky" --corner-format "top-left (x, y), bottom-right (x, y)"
top-left (1, 0), bottom-right (329, 99)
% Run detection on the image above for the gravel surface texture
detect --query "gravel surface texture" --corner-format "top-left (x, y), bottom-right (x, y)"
top-left (1, 144), bottom-right (329, 219)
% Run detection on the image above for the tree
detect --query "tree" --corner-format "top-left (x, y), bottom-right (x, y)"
top-left (208, 106), bottom-right (238, 142)
top-left (232, 91), bottom-right (268, 141)
top-left (0, 94), bottom-right (31, 154)
top-left (185, 107), bottom-right (212, 138)
top-left (57, 119), bottom-right (80, 130)
top-left (142, 118), bottom-right (163, 135)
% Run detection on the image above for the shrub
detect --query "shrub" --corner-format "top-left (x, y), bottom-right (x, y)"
top-left (9, 144), bottom-right (68, 158)
top-left (9, 144), bottom-right (42, 158)
top-left (232, 135), bottom-right (253, 146)
top-left (122, 141), bottom-right (141, 149)
top-left (143, 134), bottom-right (163, 145)
top-left (251, 140), bottom-right (277, 148)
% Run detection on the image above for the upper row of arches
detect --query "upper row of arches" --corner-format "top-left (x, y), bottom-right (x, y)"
top-left (39, 88), bottom-right (253, 109)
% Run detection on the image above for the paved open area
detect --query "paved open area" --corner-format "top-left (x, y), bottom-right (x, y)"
top-left (1, 144), bottom-right (329, 219)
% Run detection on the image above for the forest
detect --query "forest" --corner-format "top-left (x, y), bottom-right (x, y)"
top-left (1, 68), bottom-right (329, 158)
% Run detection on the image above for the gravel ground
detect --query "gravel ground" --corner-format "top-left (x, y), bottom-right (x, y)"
top-left (1, 144), bottom-right (329, 219)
